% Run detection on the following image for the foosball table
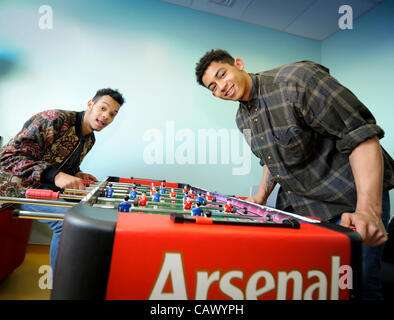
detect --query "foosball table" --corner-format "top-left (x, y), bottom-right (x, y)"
top-left (0, 176), bottom-right (362, 300)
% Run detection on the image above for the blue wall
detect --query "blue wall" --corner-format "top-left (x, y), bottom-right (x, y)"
top-left (0, 0), bottom-right (392, 209)
top-left (0, 0), bottom-right (320, 196)
top-left (322, 0), bottom-right (394, 213)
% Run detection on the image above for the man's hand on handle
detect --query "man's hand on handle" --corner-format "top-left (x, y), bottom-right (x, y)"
top-left (54, 172), bottom-right (86, 190)
top-left (341, 210), bottom-right (388, 247)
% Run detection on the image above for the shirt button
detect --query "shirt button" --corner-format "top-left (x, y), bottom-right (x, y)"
top-left (260, 137), bottom-right (264, 140)
top-left (267, 155), bottom-right (271, 160)
top-left (276, 174), bottom-right (280, 178)
top-left (254, 118), bottom-right (258, 122)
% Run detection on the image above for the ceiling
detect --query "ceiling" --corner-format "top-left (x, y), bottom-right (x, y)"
top-left (160, 0), bottom-right (384, 41)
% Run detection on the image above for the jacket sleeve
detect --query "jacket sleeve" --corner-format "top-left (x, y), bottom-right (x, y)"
top-left (0, 110), bottom-right (68, 187)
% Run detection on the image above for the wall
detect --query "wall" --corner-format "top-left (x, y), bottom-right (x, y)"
top-left (0, 0), bottom-right (320, 197)
top-left (321, 0), bottom-right (394, 215)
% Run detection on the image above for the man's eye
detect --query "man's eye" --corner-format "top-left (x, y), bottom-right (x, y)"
top-left (211, 85), bottom-right (216, 92)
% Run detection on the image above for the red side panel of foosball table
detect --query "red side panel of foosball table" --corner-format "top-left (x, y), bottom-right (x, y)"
top-left (118, 178), bottom-right (179, 188)
top-left (0, 208), bottom-right (33, 280)
top-left (106, 213), bottom-right (352, 300)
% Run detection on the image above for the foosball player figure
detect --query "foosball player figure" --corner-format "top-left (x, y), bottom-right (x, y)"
top-left (130, 181), bottom-right (137, 189)
top-left (119, 196), bottom-right (131, 212)
top-left (152, 190), bottom-right (161, 209)
top-left (224, 198), bottom-right (233, 213)
top-left (129, 187), bottom-right (138, 200)
top-left (191, 202), bottom-right (203, 217)
top-left (105, 183), bottom-right (114, 198)
top-left (170, 188), bottom-right (177, 204)
top-left (183, 185), bottom-right (188, 194)
top-left (150, 182), bottom-right (156, 196)
top-left (188, 189), bottom-right (195, 200)
top-left (150, 186), bottom-right (156, 197)
top-left (205, 191), bottom-right (213, 202)
top-left (160, 182), bottom-right (166, 194)
top-left (170, 188), bottom-right (177, 199)
top-left (138, 191), bottom-right (148, 207)
top-left (196, 193), bottom-right (204, 204)
top-left (152, 190), bottom-right (161, 202)
top-left (183, 195), bottom-right (193, 210)
top-left (183, 191), bottom-right (188, 202)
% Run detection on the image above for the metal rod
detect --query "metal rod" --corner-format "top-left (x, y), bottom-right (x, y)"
top-left (13, 209), bottom-right (65, 220)
top-left (0, 196), bottom-right (76, 207)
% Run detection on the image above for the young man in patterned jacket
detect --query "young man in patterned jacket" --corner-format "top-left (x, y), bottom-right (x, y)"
top-left (195, 49), bottom-right (394, 300)
top-left (0, 88), bottom-right (125, 272)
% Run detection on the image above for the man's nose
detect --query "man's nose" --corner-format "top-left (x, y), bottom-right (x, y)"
top-left (217, 81), bottom-right (227, 92)
top-left (101, 111), bottom-right (109, 120)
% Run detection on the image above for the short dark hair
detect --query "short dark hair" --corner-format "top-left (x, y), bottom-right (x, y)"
top-left (92, 88), bottom-right (125, 106)
top-left (195, 49), bottom-right (235, 87)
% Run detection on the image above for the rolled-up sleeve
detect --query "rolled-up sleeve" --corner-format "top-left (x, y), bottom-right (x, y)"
top-left (297, 67), bottom-right (384, 156)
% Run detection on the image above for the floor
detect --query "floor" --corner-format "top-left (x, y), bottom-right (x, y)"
top-left (0, 244), bottom-right (51, 300)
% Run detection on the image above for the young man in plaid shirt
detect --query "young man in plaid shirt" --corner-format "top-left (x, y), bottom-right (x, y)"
top-left (195, 49), bottom-right (393, 299)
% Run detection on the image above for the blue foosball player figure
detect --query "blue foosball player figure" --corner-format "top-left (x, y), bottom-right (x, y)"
top-left (160, 182), bottom-right (166, 194)
top-left (152, 191), bottom-right (161, 203)
top-left (183, 192), bottom-right (188, 202)
top-left (191, 202), bottom-right (203, 217)
top-left (129, 187), bottom-right (138, 200)
top-left (196, 193), bottom-right (204, 204)
top-left (105, 183), bottom-right (114, 198)
top-left (119, 196), bottom-right (131, 212)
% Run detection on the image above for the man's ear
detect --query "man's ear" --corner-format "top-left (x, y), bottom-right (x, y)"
top-left (234, 58), bottom-right (245, 71)
top-left (87, 99), bottom-right (94, 110)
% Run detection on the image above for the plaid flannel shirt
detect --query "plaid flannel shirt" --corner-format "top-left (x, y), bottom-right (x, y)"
top-left (236, 60), bottom-right (394, 221)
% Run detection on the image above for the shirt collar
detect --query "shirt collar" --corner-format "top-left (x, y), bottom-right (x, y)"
top-left (240, 73), bottom-right (259, 108)
top-left (76, 111), bottom-right (93, 139)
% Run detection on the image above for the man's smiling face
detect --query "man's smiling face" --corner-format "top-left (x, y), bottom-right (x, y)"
top-left (202, 59), bottom-right (251, 102)
top-left (83, 95), bottom-right (120, 135)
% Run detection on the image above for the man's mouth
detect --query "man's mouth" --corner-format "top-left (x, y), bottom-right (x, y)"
top-left (96, 119), bottom-right (106, 128)
top-left (225, 85), bottom-right (235, 98)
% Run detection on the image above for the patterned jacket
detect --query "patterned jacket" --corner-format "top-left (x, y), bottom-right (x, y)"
top-left (0, 109), bottom-right (95, 197)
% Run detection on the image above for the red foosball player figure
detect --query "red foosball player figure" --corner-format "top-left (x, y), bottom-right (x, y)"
top-left (205, 191), bottom-right (213, 202)
top-left (150, 182), bottom-right (156, 195)
top-left (224, 199), bottom-right (233, 213)
top-left (138, 191), bottom-right (148, 207)
top-left (183, 185), bottom-right (188, 194)
top-left (170, 188), bottom-right (177, 199)
top-left (188, 190), bottom-right (195, 200)
top-left (183, 195), bottom-right (193, 210)
top-left (170, 188), bottom-right (177, 204)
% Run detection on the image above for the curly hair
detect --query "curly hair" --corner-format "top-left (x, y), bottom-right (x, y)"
top-left (195, 49), bottom-right (235, 87)
top-left (92, 88), bottom-right (125, 106)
